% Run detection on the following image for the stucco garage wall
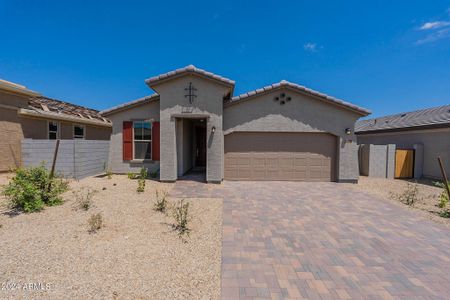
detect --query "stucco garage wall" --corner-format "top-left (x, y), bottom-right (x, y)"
top-left (357, 128), bottom-right (450, 179)
top-left (223, 88), bottom-right (363, 182)
top-left (106, 100), bottom-right (160, 173)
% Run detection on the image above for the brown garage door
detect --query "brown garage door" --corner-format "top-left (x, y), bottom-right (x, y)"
top-left (224, 132), bottom-right (337, 181)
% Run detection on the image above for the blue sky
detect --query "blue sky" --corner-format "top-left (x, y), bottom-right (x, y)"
top-left (1, 1), bottom-right (449, 118)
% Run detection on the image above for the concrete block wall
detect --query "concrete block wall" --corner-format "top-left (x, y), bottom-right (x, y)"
top-left (359, 144), bottom-right (396, 178)
top-left (22, 139), bottom-right (109, 179)
top-left (369, 145), bottom-right (389, 178)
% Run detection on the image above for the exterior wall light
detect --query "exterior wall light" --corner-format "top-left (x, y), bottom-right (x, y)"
top-left (345, 128), bottom-right (352, 135)
top-left (211, 126), bottom-right (216, 133)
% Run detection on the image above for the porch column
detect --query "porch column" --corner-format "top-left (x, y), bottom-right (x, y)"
top-left (159, 111), bottom-right (177, 181)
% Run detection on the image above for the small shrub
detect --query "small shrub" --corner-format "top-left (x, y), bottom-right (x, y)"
top-left (137, 179), bottom-right (145, 193)
top-left (149, 169), bottom-right (159, 179)
top-left (172, 199), bottom-right (191, 237)
top-left (434, 181), bottom-right (449, 208)
top-left (73, 187), bottom-right (96, 211)
top-left (395, 182), bottom-right (419, 206)
top-left (2, 165), bottom-right (68, 213)
top-left (88, 213), bottom-right (103, 233)
top-left (139, 167), bottom-right (148, 179)
top-left (439, 211), bottom-right (450, 218)
top-left (127, 172), bottom-right (138, 179)
top-left (154, 189), bottom-right (168, 213)
top-left (106, 169), bottom-right (113, 179)
top-left (136, 167), bottom-right (148, 193)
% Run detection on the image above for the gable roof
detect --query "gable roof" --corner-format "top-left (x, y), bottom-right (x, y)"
top-left (19, 96), bottom-right (111, 127)
top-left (100, 94), bottom-right (160, 116)
top-left (226, 80), bottom-right (371, 116)
top-left (356, 104), bottom-right (450, 134)
top-left (145, 65), bottom-right (235, 89)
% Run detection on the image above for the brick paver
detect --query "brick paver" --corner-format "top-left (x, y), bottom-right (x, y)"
top-left (170, 181), bottom-right (450, 299)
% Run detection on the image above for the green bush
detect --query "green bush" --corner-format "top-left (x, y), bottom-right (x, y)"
top-left (434, 181), bottom-right (450, 208)
top-left (139, 167), bottom-right (148, 179)
top-left (136, 167), bottom-right (148, 193)
top-left (149, 169), bottom-right (159, 179)
top-left (137, 179), bottom-right (145, 193)
top-left (127, 172), bottom-right (138, 179)
top-left (2, 165), bottom-right (68, 213)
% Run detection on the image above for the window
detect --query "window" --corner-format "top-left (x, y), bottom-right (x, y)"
top-left (48, 121), bottom-right (59, 140)
top-left (133, 121), bottom-right (151, 159)
top-left (74, 125), bottom-right (85, 139)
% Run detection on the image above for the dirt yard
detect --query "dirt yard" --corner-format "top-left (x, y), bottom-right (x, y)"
top-left (348, 176), bottom-right (450, 226)
top-left (0, 174), bottom-right (222, 299)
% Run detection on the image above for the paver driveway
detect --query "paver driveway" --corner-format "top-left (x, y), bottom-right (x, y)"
top-left (170, 181), bottom-right (450, 299)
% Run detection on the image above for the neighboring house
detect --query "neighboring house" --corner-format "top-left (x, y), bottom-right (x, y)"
top-left (356, 105), bottom-right (450, 179)
top-left (101, 65), bottom-right (370, 183)
top-left (0, 79), bottom-right (111, 172)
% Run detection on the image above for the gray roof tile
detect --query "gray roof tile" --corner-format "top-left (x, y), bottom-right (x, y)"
top-left (228, 80), bottom-right (370, 115)
top-left (100, 94), bottom-right (160, 116)
top-left (356, 104), bottom-right (450, 133)
top-left (145, 65), bottom-right (235, 86)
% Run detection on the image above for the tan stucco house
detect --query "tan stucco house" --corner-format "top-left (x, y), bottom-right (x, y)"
top-left (0, 79), bottom-right (111, 172)
top-left (101, 65), bottom-right (370, 183)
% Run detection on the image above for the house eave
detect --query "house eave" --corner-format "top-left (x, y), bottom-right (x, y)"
top-left (0, 81), bottom-right (40, 97)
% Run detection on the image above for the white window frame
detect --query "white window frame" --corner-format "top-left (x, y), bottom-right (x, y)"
top-left (73, 124), bottom-right (85, 139)
top-left (132, 120), bottom-right (152, 160)
top-left (47, 121), bottom-right (60, 140)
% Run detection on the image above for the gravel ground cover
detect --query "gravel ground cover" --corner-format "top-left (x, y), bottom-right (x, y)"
top-left (347, 176), bottom-right (450, 226)
top-left (0, 174), bottom-right (222, 299)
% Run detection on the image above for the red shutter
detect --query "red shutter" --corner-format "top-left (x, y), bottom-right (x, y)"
top-left (123, 121), bottom-right (133, 161)
top-left (152, 121), bottom-right (160, 161)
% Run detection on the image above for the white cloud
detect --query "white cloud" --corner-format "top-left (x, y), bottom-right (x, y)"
top-left (416, 28), bottom-right (450, 44)
top-left (303, 43), bottom-right (317, 52)
top-left (420, 21), bottom-right (450, 30)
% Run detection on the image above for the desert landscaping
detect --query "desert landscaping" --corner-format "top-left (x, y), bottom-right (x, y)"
top-left (0, 173), bottom-right (222, 300)
top-left (348, 176), bottom-right (450, 226)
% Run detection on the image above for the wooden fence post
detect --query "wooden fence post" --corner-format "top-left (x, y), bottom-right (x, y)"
top-left (438, 156), bottom-right (450, 201)
top-left (49, 139), bottom-right (60, 180)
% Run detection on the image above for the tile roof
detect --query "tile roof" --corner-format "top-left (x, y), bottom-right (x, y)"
top-left (145, 65), bottom-right (235, 87)
top-left (99, 94), bottom-right (160, 116)
top-left (356, 104), bottom-right (450, 133)
top-left (29, 96), bottom-right (110, 124)
top-left (227, 80), bottom-right (371, 116)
